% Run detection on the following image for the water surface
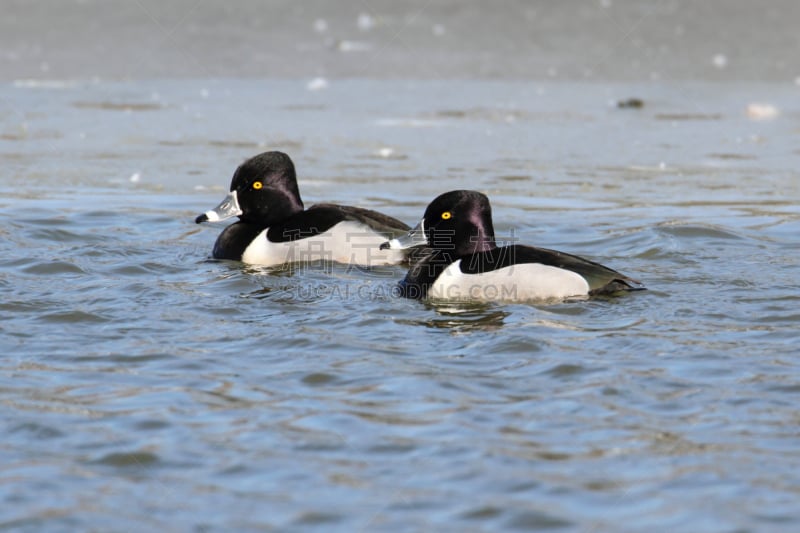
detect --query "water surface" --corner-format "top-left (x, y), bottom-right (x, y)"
top-left (1, 79), bottom-right (799, 531)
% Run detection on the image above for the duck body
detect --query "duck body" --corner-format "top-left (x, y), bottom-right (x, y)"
top-left (215, 204), bottom-right (408, 266)
top-left (382, 190), bottom-right (644, 303)
top-left (196, 152), bottom-right (409, 267)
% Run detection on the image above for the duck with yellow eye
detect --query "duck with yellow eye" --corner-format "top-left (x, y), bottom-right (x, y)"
top-left (380, 190), bottom-right (645, 302)
top-left (195, 151), bottom-right (411, 266)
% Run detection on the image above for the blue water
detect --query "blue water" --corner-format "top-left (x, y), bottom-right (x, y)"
top-left (1, 79), bottom-right (799, 532)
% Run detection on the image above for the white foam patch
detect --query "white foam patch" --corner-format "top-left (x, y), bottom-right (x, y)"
top-left (428, 260), bottom-right (590, 302)
top-left (241, 221), bottom-right (406, 267)
top-left (13, 79), bottom-right (78, 89)
top-left (307, 77), bottom-right (329, 91)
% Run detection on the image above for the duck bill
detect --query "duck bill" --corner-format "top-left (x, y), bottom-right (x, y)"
top-left (195, 190), bottom-right (242, 224)
top-left (380, 219), bottom-right (428, 250)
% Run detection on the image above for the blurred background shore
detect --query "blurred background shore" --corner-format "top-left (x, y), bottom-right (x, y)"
top-left (2, 0), bottom-right (798, 82)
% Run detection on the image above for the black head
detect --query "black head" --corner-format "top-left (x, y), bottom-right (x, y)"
top-left (421, 190), bottom-right (496, 255)
top-left (229, 151), bottom-right (304, 225)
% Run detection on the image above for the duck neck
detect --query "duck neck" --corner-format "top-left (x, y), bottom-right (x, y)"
top-left (465, 210), bottom-right (495, 254)
top-left (469, 228), bottom-right (496, 254)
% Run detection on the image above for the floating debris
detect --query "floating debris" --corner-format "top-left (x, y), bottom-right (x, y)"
top-left (375, 118), bottom-right (443, 128)
top-left (335, 40), bottom-right (372, 52)
top-left (707, 153), bottom-right (756, 160)
top-left (72, 101), bottom-right (162, 111)
top-left (13, 79), bottom-right (78, 89)
top-left (655, 113), bottom-right (722, 121)
top-left (313, 19), bottom-right (328, 33)
top-left (616, 98), bottom-right (644, 109)
top-left (746, 103), bottom-right (779, 120)
top-left (357, 13), bottom-right (375, 31)
top-left (306, 77), bottom-right (329, 91)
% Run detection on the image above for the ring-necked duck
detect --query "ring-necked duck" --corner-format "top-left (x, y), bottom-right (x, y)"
top-left (380, 190), bottom-right (645, 302)
top-left (196, 151), bottom-right (409, 266)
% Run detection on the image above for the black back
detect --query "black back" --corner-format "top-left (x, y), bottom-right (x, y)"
top-left (266, 204), bottom-right (410, 243)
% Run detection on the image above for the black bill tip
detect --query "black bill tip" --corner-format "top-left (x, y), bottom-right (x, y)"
top-left (195, 214), bottom-right (208, 224)
top-left (379, 241), bottom-right (390, 250)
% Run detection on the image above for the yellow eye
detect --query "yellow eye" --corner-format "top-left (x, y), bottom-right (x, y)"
top-left (253, 181), bottom-right (263, 190)
top-left (441, 211), bottom-right (452, 220)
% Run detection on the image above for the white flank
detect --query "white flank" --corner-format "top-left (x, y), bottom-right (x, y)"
top-left (428, 260), bottom-right (590, 302)
top-left (241, 221), bottom-right (405, 267)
